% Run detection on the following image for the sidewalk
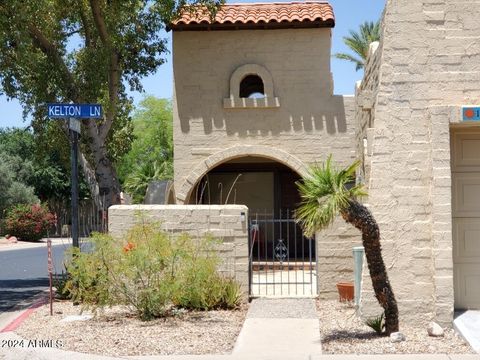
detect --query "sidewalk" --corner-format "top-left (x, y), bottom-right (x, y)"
top-left (2, 327), bottom-right (480, 360)
top-left (1, 297), bottom-right (480, 360)
top-left (0, 237), bottom-right (73, 252)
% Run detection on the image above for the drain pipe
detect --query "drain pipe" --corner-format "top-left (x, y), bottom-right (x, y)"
top-left (353, 246), bottom-right (364, 307)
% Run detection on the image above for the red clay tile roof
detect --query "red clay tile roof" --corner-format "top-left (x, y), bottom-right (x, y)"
top-left (169, 2), bottom-right (335, 31)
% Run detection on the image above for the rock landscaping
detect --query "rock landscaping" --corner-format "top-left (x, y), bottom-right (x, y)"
top-left (15, 300), bottom-right (248, 356)
top-left (317, 299), bottom-right (473, 354)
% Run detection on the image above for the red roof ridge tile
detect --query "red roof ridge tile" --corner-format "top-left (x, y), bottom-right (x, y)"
top-left (169, 1), bottom-right (335, 31)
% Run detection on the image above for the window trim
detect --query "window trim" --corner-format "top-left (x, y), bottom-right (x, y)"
top-left (224, 64), bottom-right (280, 109)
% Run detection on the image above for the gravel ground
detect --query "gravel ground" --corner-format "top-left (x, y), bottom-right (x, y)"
top-left (317, 299), bottom-right (474, 354)
top-left (15, 301), bottom-right (247, 356)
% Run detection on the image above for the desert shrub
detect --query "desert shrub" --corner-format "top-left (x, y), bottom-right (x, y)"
top-left (65, 238), bottom-right (112, 307)
top-left (65, 223), bottom-right (242, 320)
top-left (4, 203), bottom-right (55, 241)
top-left (366, 313), bottom-right (385, 335)
top-left (173, 236), bottom-right (241, 310)
top-left (52, 271), bottom-right (72, 300)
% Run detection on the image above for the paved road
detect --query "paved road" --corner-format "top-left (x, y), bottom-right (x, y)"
top-left (0, 243), bottom-right (71, 313)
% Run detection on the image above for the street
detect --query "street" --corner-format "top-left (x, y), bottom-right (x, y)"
top-left (0, 243), bottom-right (71, 313)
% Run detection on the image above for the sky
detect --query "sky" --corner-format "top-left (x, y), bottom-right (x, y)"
top-left (0, 0), bottom-right (386, 128)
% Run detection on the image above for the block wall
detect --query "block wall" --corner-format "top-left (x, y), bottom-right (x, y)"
top-left (108, 205), bottom-right (249, 293)
top-left (355, 0), bottom-right (480, 326)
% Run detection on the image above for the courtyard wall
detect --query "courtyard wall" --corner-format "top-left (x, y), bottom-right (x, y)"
top-left (109, 205), bottom-right (249, 293)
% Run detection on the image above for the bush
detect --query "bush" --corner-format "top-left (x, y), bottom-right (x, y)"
top-left (65, 223), bottom-right (242, 320)
top-left (173, 237), bottom-right (242, 310)
top-left (53, 271), bottom-right (72, 300)
top-left (5, 204), bottom-right (56, 241)
top-left (366, 313), bottom-right (385, 335)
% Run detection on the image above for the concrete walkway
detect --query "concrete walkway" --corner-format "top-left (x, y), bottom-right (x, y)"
top-left (232, 298), bottom-right (322, 358)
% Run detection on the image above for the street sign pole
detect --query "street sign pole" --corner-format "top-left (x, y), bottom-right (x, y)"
top-left (70, 119), bottom-right (80, 248)
top-left (47, 239), bottom-right (53, 316)
top-left (47, 104), bottom-right (102, 250)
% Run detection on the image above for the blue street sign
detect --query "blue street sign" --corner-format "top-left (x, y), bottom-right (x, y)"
top-left (462, 107), bottom-right (480, 121)
top-left (47, 103), bottom-right (103, 119)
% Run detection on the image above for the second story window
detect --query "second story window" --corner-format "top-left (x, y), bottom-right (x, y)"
top-left (240, 75), bottom-right (265, 98)
top-left (224, 63), bottom-right (280, 108)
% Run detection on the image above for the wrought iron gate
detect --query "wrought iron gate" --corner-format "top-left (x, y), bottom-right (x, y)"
top-left (248, 212), bottom-right (317, 297)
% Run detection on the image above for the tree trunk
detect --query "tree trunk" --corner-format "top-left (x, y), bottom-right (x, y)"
top-left (78, 151), bottom-right (103, 208)
top-left (340, 199), bottom-right (399, 335)
top-left (90, 138), bottom-right (121, 210)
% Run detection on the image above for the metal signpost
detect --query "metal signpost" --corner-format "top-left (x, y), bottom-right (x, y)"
top-left (47, 103), bottom-right (103, 248)
top-left (47, 239), bottom-right (53, 316)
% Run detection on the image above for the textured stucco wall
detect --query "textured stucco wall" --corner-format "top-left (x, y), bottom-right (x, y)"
top-left (172, 28), bottom-right (357, 204)
top-left (355, 0), bottom-right (480, 326)
top-left (108, 205), bottom-right (249, 293)
top-left (172, 27), bottom-right (360, 300)
top-left (317, 219), bottom-right (362, 299)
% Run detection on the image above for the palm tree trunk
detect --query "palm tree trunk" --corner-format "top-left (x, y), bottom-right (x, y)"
top-left (340, 199), bottom-right (399, 335)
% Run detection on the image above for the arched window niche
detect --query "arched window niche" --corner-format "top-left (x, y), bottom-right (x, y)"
top-left (224, 64), bottom-right (280, 109)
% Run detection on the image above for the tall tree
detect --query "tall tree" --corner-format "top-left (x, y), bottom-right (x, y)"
top-left (295, 156), bottom-right (399, 335)
top-left (0, 152), bottom-right (39, 219)
top-left (0, 0), bottom-right (221, 208)
top-left (0, 126), bottom-right (84, 202)
top-left (117, 96), bottom-right (173, 203)
top-left (334, 20), bottom-right (381, 71)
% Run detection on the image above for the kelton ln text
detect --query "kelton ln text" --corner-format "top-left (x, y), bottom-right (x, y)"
top-left (47, 103), bottom-right (102, 119)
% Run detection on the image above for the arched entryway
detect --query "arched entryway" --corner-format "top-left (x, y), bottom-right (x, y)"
top-left (189, 156), bottom-right (302, 217)
top-left (180, 149), bottom-right (316, 297)
top-left (176, 145), bottom-right (308, 204)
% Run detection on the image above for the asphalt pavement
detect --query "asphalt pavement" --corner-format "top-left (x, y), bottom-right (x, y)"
top-left (0, 241), bottom-right (73, 314)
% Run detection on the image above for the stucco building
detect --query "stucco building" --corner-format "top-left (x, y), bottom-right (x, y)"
top-left (111, 0), bottom-right (480, 327)
top-left (168, 1), bottom-right (360, 298)
top-left (354, 0), bottom-right (480, 325)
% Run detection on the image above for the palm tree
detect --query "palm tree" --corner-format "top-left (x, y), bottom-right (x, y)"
top-left (295, 156), bottom-right (399, 335)
top-left (334, 21), bottom-right (381, 71)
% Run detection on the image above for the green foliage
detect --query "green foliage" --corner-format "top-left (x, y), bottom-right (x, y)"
top-left (118, 96), bottom-right (173, 203)
top-left (366, 313), bottom-right (385, 335)
top-left (173, 235), bottom-right (242, 310)
top-left (0, 127), bottom-right (35, 160)
top-left (65, 223), bottom-right (242, 320)
top-left (334, 20), bottom-right (381, 71)
top-left (295, 156), bottom-right (367, 237)
top-left (123, 160), bottom-right (173, 204)
top-left (0, 0), bottom-right (223, 206)
top-left (53, 271), bottom-right (72, 300)
top-left (0, 127), bottom-right (87, 217)
top-left (4, 203), bottom-right (56, 241)
top-left (0, 151), bottom-right (39, 223)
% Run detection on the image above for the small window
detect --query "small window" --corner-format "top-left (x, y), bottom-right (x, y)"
top-left (240, 75), bottom-right (264, 98)
top-left (224, 64), bottom-right (280, 108)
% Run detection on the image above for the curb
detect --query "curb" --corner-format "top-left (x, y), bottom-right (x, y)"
top-left (0, 294), bottom-right (49, 333)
